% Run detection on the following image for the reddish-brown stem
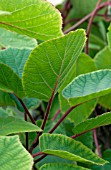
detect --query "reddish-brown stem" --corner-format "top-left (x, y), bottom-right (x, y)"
top-left (32, 152), bottom-right (44, 158)
top-left (15, 95), bottom-right (36, 125)
top-left (64, 1), bottom-right (111, 34)
top-left (41, 83), bottom-right (58, 130)
top-left (24, 112), bottom-right (28, 150)
top-left (34, 154), bottom-right (47, 164)
top-left (29, 81), bottom-right (58, 153)
top-left (65, 18), bottom-right (81, 26)
top-left (85, 0), bottom-right (102, 54)
top-left (64, 13), bottom-right (92, 34)
top-left (49, 105), bottom-right (79, 133)
top-left (52, 109), bottom-right (61, 122)
top-left (71, 128), bottom-right (99, 140)
top-left (93, 129), bottom-right (102, 157)
top-left (61, 0), bottom-right (72, 27)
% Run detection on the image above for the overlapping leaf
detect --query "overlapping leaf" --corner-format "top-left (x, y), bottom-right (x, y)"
top-left (40, 133), bottom-right (107, 165)
top-left (0, 90), bottom-right (14, 106)
top-left (59, 53), bottom-right (97, 125)
top-left (63, 70), bottom-right (111, 106)
top-left (40, 163), bottom-right (90, 170)
top-left (0, 135), bottom-right (33, 170)
top-left (108, 24), bottom-right (111, 48)
top-left (0, 116), bottom-right (42, 136)
top-left (0, 48), bottom-right (31, 78)
top-left (73, 112), bottom-right (111, 135)
top-left (0, 0), bottom-right (63, 41)
top-left (23, 29), bottom-right (86, 101)
top-left (94, 26), bottom-right (111, 109)
top-left (70, 0), bottom-right (105, 18)
top-left (0, 62), bottom-right (24, 97)
top-left (0, 28), bottom-right (37, 49)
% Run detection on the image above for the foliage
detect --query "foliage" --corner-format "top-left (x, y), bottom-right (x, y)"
top-left (0, 0), bottom-right (111, 170)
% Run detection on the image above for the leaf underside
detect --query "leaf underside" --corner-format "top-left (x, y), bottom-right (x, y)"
top-left (39, 163), bottom-right (90, 170)
top-left (63, 69), bottom-right (111, 105)
top-left (40, 133), bottom-right (107, 165)
top-left (0, 135), bottom-right (33, 170)
top-left (73, 112), bottom-right (111, 135)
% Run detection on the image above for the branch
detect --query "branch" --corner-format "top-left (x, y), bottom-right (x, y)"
top-left (32, 151), bottom-right (44, 158)
top-left (64, 13), bottom-right (92, 34)
top-left (52, 109), bottom-right (61, 122)
top-left (24, 112), bottom-right (28, 150)
top-left (29, 81), bottom-right (58, 153)
top-left (64, 1), bottom-right (111, 34)
top-left (41, 82), bottom-right (58, 130)
top-left (93, 129), bottom-right (102, 157)
top-left (34, 154), bottom-right (47, 164)
top-left (15, 95), bottom-right (36, 125)
top-left (85, 0), bottom-right (102, 54)
top-left (49, 105), bottom-right (80, 133)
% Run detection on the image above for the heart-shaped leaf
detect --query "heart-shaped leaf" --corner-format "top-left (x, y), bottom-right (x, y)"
top-left (23, 29), bottom-right (86, 101)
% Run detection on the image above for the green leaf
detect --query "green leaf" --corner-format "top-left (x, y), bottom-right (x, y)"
top-left (0, 116), bottom-right (42, 136)
top-left (0, 135), bottom-right (33, 170)
top-left (40, 133), bottom-right (107, 165)
top-left (23, 29), bottom-right (86, 101)
top-left (0, 28), bottom-right (37, 49)
top-left (59, 53), bottom-right (97, 125)
top-left (23, 97), bottom-right (40, 110)
top-left (89, 34), bottom-right (105, 50)
top-left (0, 0), bottom-right (63, 41)
top-left (0, 48), bottom-right (31, 78)
top-left (94, 47), bottom-right (111, 70)
top-left (76, 132), bottom-right (93, 149)
top-left (63, 70), bottom-right (111, 106)
top-left (73, 112), bottom-right (111, 135)
top-left (108, 24), bottom-right (111, 49)
top-left (0, 10), bottom-right (11, 16)
top-left (91, 150), bottom-right (111, 170)
top-left (94, 47), bottom-right (111, 109)
top-left (0, 108), bottom-right (8, 117)
top-left (10, 93), bottom-right (40, 112)
top-left (0, 90), bottom-right (14, 106)
top-left (70, 0), bottom-right (105, 18)
top-left (39, 163), bottom-right (90, 170)
top-left (0, 62), bottom-right (24, 97)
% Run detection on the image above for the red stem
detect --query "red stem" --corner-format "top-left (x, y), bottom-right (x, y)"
top-left (41, 82), bottom-right (58, 130)
top-left (24, 112), bottom-right (28, 150)
top-left (93, 129), bottom-right (102, 157)
top-left (15, 95), bottom-right (36, 125)
top-left (32, 152), bottom-right (44, 158)
top-left (49, 105), bottom-right (79, 133)
top-left (64, 13), bottom-right (92, 34)
top-left (64, 1), bottom-right (111, 34)
top-left (52, 109), bottom-right (61, 122)
top-left (29, 81), bottom-right (58, 153)
top-left (34, 154), bottom-right (47, 164)
top-left (85, 0), bottom-right (102, 54)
